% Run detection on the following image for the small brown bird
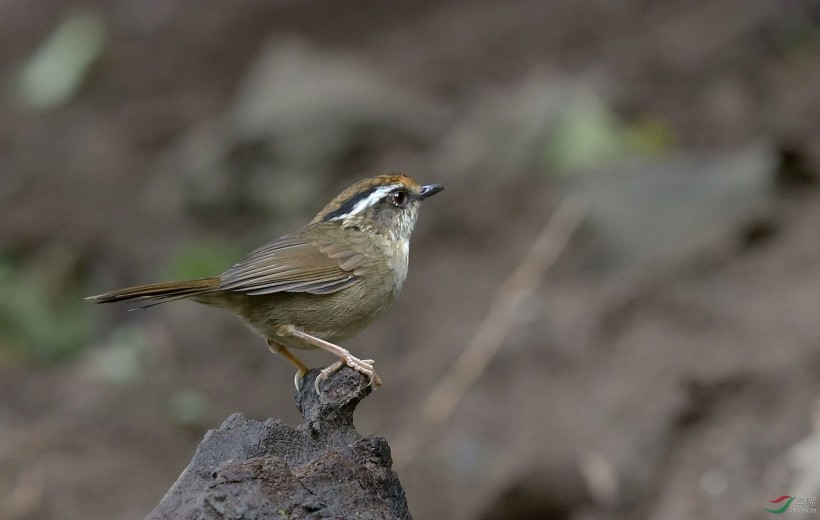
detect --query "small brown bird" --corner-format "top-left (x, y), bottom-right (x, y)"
top-left (87, 174), bottom-right (443, 391)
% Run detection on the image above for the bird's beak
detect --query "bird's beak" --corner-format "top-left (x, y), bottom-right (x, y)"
top-left (417, 184), bottom-right (444, 200)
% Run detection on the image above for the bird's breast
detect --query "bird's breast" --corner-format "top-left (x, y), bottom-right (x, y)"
top-left (385, 239), bottom-right (410, 297)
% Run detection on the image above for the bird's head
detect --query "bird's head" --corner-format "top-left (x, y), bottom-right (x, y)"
top-left (312, 174), bottom-right (444, 241)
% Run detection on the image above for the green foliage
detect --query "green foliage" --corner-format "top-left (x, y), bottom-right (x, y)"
top-left (623, 116), bottom-right (677, 156)
top-left (161, 239), bottom-right (243, 281)
top-left (0, 245), bottom-right (92, 363)
top-left (544, 90), bottom-right (675, 173)
top-left (10, 8), bottom-right (107, 110)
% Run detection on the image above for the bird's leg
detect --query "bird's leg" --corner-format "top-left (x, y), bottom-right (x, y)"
top-left (267, 339), bottom-right (309, 390)
top-left (276, 325), bottom-right (382, 392)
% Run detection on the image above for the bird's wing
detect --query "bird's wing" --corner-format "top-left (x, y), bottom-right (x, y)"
top-left (218, 232), bottom-right (372, 295)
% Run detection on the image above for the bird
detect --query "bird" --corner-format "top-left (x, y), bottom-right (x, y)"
top-left (87, 174), bottom-right (444, 392)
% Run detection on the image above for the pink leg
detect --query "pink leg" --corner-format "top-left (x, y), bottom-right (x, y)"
top-left (276, 325), bottom-right (382, 392)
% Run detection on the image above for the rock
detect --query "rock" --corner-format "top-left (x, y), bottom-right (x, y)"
top-left (146, 367), bottom-right (411, 520)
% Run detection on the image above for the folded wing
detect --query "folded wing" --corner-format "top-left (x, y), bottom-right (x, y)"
top-left (219, 233), bottom-right (368, 295)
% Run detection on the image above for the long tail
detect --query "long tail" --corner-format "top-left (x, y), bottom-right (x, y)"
top-left (86, 277), bottom-right (220, 307)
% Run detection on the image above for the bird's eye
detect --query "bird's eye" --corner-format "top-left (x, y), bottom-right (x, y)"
top-left (389, 189), bottom-right (408, 207)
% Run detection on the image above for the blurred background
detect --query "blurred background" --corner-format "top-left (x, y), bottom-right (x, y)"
top-left (2, 1), bottom-right (820, 519)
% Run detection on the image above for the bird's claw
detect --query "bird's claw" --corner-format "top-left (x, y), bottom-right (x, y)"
top-left (293, 368), bottom-right (306, 391)
top-left (314, 356), bottom-right (382, 393)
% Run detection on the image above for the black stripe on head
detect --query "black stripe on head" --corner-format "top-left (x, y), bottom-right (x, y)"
top-left (322, 186), bottom-right (382, 222)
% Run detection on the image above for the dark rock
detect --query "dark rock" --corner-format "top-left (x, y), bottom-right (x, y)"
top-left (146, 368), bottom-right (411, 520)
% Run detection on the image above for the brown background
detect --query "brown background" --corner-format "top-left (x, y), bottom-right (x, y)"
top-left (2, 1), bottom-right (820, 519)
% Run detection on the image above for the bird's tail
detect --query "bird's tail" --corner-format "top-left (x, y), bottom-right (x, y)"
top-left (86, 277), bottom-right (220, 307)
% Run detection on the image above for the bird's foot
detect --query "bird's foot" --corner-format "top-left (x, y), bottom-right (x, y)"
top-left (315, 356), bottom-right (382, 393)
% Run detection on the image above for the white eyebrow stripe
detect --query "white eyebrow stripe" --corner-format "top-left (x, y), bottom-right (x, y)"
top-left (329, 184), bottom-right (398, 221)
